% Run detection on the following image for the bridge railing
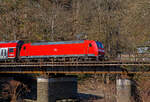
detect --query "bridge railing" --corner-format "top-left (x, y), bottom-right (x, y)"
top-left (110, 53), bottom-right (150, 62)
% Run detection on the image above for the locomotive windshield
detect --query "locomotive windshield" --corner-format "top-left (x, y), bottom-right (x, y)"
top-left (96, 42), bottom-right (104, 48)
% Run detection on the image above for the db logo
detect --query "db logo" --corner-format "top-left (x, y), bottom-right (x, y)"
top-left (54, 48), bottom-right (58, 52)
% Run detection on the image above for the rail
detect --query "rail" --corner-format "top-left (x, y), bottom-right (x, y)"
top-left (0, 61), bottom-right (150, 66)
top-left (0, 61), bottom-right (150, 74)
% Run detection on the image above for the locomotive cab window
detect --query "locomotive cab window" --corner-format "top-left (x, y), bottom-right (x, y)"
top-left (89, 43), bottom-right (92, 47)
top-left (96, 42), bottom-right (103, 48)
top-left (9, 48), bottom-right (14, 53)
top-left (23, 46), bottom-right (26, 50)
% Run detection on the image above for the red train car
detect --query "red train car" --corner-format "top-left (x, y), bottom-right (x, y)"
top-left (20, 40), bottom-right (104, 60)
top-left (0, 40), bottom-right (24, 60)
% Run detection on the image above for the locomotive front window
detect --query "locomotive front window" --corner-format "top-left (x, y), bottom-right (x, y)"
top-left (1, 50), bottom-right (3, 56)
top-left (100, 43), bottom-right (104, 48)
top-left (96, 42), bottom-right (100, 48)
top-left (96, 42), bottom-right (104, 48)
top-left (9, 48), bottom-right (14, 53)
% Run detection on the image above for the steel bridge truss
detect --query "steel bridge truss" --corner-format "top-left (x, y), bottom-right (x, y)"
top-left (0, 61), bottom-right (150, 74)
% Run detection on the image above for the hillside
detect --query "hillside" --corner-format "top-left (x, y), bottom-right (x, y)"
top-left (0, 0), bottom-right (150, 56)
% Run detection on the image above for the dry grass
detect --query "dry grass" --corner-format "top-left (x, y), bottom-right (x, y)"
top-left (78, 74), bottom-right (150, 102)
top-left (78, 75), bottom-right (116, 102)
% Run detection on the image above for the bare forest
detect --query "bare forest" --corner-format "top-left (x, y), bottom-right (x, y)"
top-left (0, 0), bottom-right (150, 56)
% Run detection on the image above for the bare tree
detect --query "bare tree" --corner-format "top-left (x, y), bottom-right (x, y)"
top-left (1, 79), bottom-right (29, 102)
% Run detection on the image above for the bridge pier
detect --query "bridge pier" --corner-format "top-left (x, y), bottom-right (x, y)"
top-left (37, 75), bottom-right (78, 102)
top-left (116, 78), bottom-right (132, 102)
top-left (37, 77), bottom-right (49, 102)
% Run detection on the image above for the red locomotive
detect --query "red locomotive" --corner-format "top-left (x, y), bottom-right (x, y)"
top-left (0, 40), bottom-right (104, 61)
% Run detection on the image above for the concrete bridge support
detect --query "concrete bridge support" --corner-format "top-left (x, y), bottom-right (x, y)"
top-left (37, 75), bottom-right (77, 102)
top-left (37, 77), bottom-right (49, 102)
top-left (116, 79), bottom-right (131, 102)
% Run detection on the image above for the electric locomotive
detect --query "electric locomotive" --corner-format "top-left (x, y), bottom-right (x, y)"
top-left (19, 40), bottom-right (104, 60)
top-left (0, 40), bottom-right (104, 61)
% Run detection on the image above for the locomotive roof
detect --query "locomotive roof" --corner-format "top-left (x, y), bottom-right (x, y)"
top-left (0, 40), bottom-right (23, 44)
top-left (31, 40), bottom-right (84, 45)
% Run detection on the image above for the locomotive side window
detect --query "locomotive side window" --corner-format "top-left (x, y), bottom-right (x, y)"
top-left (24, 46), bottom-right (26, 50)
top-left (9, 48), bottom-right (14, 53)
top-left (89, 43), bottom-right (92, 47)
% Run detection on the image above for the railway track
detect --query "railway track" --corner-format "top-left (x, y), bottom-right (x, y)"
top-left (0, 70), bottom-right (150, 74)
top-left (0, 61), bottom-right (149, 74)
top-left (0, 61), bottom-right (150, 67)
top-left (0, 60), bottom-right (149, 64)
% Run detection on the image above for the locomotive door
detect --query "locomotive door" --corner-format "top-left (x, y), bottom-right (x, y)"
top-left (0, 48), bottom-right (8, 59)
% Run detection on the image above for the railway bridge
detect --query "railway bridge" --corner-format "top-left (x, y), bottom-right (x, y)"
top-left (0, 61), bottom-right (150, 74)
top-left (0, 61), bottom-right (150, 102)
